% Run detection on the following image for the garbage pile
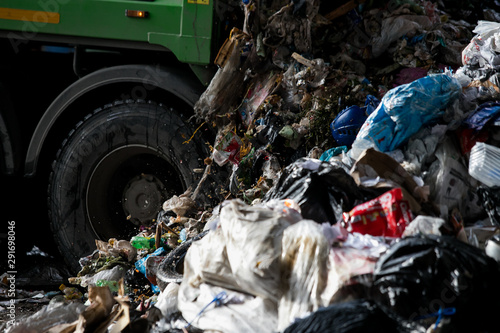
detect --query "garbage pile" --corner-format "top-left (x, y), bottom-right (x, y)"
top-left (5, 0), bottom-right (500, 332)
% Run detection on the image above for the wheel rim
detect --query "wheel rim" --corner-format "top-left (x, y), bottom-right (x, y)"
top-left (86, 144), bottom-right (185, 240)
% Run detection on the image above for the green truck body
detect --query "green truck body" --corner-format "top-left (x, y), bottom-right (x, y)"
top-left (1, 0), bottom-right (214, 64)
top-left (0, 0), bottom-right (233, 271)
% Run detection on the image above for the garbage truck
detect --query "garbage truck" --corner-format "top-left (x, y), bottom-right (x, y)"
top-left (0, 0), bottom-right (238, 271)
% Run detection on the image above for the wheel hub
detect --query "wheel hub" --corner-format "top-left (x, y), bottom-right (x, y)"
top-left (122, 174), bottom-right (166, 225)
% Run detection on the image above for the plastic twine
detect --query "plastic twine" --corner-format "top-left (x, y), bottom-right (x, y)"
top-left (415, 307), bottom-right (456, 329)
top-left (185, 291), bottom-right (228, 329)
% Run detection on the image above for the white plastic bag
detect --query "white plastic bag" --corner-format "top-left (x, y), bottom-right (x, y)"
top-left (178, 199), bottom-right (292, 332)
top-left (178, 283), bottom-right (278, 333)
top-left (220, 199), bottom-right (292, 302)
top-left (278, 220), bottom-right (330, 331)
top-left (155, 282), bottom-right (180, 317)
top-left (462, 20), bottom-right (500, 68)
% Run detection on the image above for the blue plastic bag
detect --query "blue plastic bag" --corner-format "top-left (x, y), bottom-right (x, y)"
top-left (351, 74), bottom-right (461, 154)
top-left (463, 101), bottom-right (500, 131)
top-left (135, 247), bottom-right (166, 293)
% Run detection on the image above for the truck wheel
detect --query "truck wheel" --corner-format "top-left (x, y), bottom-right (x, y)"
top-left (48, 100), bottom-right (208, 273)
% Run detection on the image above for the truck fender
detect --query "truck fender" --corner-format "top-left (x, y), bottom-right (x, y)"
top-left (0, 82), bottom-right (20, 176)
top-left (24, 64), bottom-right (205, 176)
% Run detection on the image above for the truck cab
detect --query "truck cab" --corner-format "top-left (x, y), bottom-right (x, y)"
top-left (0, 0), bottom-right (238, 272)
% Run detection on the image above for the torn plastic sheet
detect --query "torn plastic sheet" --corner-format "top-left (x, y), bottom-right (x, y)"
top-left (178, 205), bottom-right (284, 332)
top-left (194, 28), bottom-right (251, 123)
top-left (350, 73), bottom-right (461, 157)
top-left (219, 199), bottom-right (291, 301)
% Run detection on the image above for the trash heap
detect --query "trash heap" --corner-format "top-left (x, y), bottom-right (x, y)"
top-left (6, 0), bottom-right (500, 332)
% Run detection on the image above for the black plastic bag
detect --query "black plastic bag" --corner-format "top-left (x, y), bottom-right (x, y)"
top-left (262, 158), bottom-right (381, 223)
top-left (478, 186), bottom-right (500, 226)
top-left (371, 234), bottom-right (500, 332)
top-left (283, 299), bottom-right (426, 333)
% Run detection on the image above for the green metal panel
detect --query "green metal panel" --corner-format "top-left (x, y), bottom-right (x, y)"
top-left (0, 0), bottom-right (213, 64)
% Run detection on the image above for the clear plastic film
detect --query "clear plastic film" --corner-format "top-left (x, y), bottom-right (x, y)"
top-left (278, 220), bottom-right (330, 332)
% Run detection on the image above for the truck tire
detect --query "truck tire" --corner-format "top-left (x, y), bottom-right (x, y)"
top-left (48, 100), bottom-right (209, 273)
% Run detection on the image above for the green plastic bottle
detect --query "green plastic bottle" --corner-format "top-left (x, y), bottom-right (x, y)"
top-left (130, 236), bottom-right (155, 249)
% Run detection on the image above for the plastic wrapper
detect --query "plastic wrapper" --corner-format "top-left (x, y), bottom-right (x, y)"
top-left (212, 127), bottom-right (244, 166)
top-left (350, 74), bottom-right (461, 158)
top-left (283, 299), bottom-right (426, 333)
top-left (278, 220), bottom-right (329, 331)
top-left (485, 234), bottom-right (500, 262)
top-left (402, 215), bottom-right (445, 237)
top-left (319, 146), bottom-right (348, 162)
top-left (425, 136), bottom-right (483, 221)
top-left (371, 234), bottom-right (500, 332)
top-left (342, 188), bottom-right (413, 238)
top-left (343, 232), bottom-right (391, 258)
top-left (263, 158), bottom-right (377, 223)
top-left (468, 142), bottom-right (500, 187)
